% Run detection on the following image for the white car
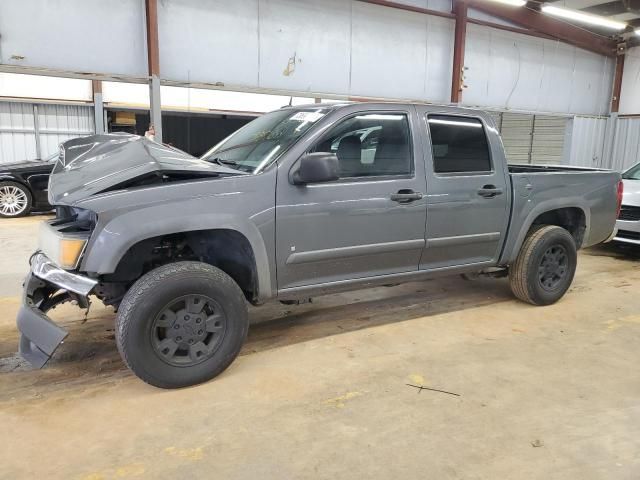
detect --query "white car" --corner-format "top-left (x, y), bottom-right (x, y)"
top-left (614, 162), bottom-right (640, 245)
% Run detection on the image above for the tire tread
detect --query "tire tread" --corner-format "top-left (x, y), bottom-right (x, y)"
top-left (509, 225), bottom-right (574, 306)
top-left (116, 261), bottom-right (248, 388)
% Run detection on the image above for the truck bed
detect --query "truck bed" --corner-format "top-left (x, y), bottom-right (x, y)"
top-left (500, 164), bottom-right (620, 265)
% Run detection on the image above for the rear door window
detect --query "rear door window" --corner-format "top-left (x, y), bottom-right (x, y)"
top-left (427, 115), bottom-right (492, 174)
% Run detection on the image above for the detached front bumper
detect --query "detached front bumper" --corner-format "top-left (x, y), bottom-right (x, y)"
top-left (17, 253), bottom-right (97, 368)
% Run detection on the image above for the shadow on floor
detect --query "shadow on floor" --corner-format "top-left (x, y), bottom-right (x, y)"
top-left (0, 275), bottom-right (513, 399)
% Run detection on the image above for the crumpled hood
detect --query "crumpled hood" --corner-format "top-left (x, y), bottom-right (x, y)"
top-left (49, 133), bottom-right (240, 205)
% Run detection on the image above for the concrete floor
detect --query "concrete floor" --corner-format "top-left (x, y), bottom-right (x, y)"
top-left (1, 215), bottom-right (640, 479)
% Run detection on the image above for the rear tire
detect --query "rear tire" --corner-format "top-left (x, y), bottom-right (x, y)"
top-left (115, 261), bottom-right (248, 389)
top-left (509, 225), bottom-right (577, 306)
top-left (0, 181), bottom-right (32, 218)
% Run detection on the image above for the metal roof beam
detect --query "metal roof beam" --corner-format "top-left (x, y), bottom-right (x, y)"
top-left (465, 0), bottom-right (618, 57)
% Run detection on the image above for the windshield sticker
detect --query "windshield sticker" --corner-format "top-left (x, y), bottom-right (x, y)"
top-left (290, 111), bottom-right (325, 123)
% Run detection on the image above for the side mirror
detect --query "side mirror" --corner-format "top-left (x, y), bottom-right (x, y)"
top-left (292, 152), bottom-right (339, 185)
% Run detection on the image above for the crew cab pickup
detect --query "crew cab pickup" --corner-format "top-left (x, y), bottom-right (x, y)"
top-left (16, 102), bottom-right (622, 388)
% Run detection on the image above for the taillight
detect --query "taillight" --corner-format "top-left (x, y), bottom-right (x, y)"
top-left (616, 180), bottom-right (624, 218)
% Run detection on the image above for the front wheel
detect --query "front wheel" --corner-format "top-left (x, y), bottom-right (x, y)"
top-left (509, 225), bottom-right (577, 306)
top-left (115, 262), bottom-right (249, 388)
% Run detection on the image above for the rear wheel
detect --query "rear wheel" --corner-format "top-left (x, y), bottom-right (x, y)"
top-left (115, 261), bottom-right (249, 388)
top-left (0, 181), bottom-right (32, 218)
top-left (509, 225), bottom-right (577, 306)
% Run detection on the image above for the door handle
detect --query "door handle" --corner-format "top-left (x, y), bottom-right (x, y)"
top-left (477, 185), bottom-right (503, 198)
top-left (390, 189), bottom-right (423, 203)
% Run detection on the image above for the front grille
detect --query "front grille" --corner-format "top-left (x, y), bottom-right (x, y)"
top-left (619, 205), bottom-right (640, 221)
top-left (616, 230), bottom-right (640, 241)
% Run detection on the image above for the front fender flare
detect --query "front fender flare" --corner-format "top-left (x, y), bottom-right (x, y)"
top-left (81, 209), bottom-right (274, 301)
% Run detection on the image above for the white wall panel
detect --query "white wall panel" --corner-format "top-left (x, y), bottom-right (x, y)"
top-left (464, 24), bottom-right (613, 115)
top-left (158, 0), bottom-right (453, 102)
top-left (568, 49), bottom-right (613, 115)
top-left (158, 0), bottom-right (260, 87)
top-left (610, 118), bottom-right (640, 172)
top-left (258, 0), bottom-right (351, 94)
top-left (619, 47), bottom-right (640, 115)
top-left (0, 0), bottom-right (146, 77)
top-left (351, 2), bottom-right (453, 101)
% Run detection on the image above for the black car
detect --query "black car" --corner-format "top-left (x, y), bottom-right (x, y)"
top-left (0, 153), bottom-right (55, 217)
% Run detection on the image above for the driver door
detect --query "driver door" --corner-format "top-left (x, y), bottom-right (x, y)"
top-left (275, 107), bottom-right (428, 291)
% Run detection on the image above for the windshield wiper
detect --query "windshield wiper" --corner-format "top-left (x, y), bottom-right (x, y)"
top-left (210, 157), bottom-right (240, 168)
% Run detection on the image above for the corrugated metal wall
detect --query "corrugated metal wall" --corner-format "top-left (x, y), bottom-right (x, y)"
top-left (37, 104), bottom-right (94, 158)
top-left (0, 101), bottom-right (94, 164)
top-left (0, 102), bottom-right (38, 163)
top-left (500, 113), bottom-right (533, 164)
top-left (495, 112), bottom-right (568, 164)
top-left (567, 116), bottom-right (609, 168)
top-left (610, 117), bottom-right (640, 172)
top-left (531, 116), bottom-right (567, 164)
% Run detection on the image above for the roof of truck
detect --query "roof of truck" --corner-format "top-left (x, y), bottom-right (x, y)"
top-left (282, 101), bottom-right (498, 125)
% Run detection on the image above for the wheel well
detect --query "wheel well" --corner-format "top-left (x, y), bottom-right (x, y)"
top-left (0, 178), bottom-right (32, 195)
top-left (530, 207), bottom-right (586, 247)
top-left (102, 229), bottom-right (258, 303)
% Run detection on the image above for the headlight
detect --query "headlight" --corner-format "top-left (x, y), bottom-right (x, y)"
top-left (38, 220), bottom-right (90, 270)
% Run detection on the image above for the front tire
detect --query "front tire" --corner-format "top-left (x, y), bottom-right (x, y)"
top-left (509, 225), bottom-right (577, 306)
top-left (0, 181), bottom-right (32, 218)
top-left (115, 262), bottom-right (249, 388)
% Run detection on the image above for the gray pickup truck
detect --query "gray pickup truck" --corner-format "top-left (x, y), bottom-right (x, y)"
top-left (17, 102), bottom-right (622, 388)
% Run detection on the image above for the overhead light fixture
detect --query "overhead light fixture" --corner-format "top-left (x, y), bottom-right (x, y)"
top-left (488, 0), bottom-right (526, 6)
top-left (541, 5), bottom-right (627, 30)
top-left (636, 28), bottom-right (640, 36)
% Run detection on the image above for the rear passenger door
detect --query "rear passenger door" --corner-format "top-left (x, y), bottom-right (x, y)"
top-left (418, 111), bottom-right (510, 270)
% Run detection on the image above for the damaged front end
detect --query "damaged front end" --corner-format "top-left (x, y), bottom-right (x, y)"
top-left (18, 253), bottom-right (97, 368)
top-left (17, 133), bottom-right (245, 368)
top-left (18, 206), bottom-right (98, 368)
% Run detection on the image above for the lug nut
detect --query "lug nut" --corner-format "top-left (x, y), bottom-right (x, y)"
top-left (196, 318), bottom-right (201, 324)
top-left (185, 315), bottom-right (190, 320)
top-left (198, 330), bottom-right (203, 335)
top-left (176, 336), bottom-right (182, 342)
top-left (188, 339), bottom-right (194, 344)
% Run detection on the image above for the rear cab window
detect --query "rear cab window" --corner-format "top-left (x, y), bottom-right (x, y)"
top-left (426, 115), bottom-right (492, 175)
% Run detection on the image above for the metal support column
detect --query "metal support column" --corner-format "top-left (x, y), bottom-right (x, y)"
top-left (145, 0), bottom-right (162, 142)
top-left (149, 74), bottom-right (162, 141)
top-left (610, 53), bottom-right (625, 114)
top-left (450, 0), bottom-right (468, 104)
top-left (32, 104), bottom-right (42, 159)
top-left (92, 80), bottom-right (105, 134)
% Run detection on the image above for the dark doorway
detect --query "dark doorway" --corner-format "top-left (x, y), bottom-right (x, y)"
top-left (107, 110), bottom-right (254, 157)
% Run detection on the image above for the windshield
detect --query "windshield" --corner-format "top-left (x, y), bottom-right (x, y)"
top-left (201, 107), bottom-right (330, 173)
top-left (623, 163), bottom-right (640, 180)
